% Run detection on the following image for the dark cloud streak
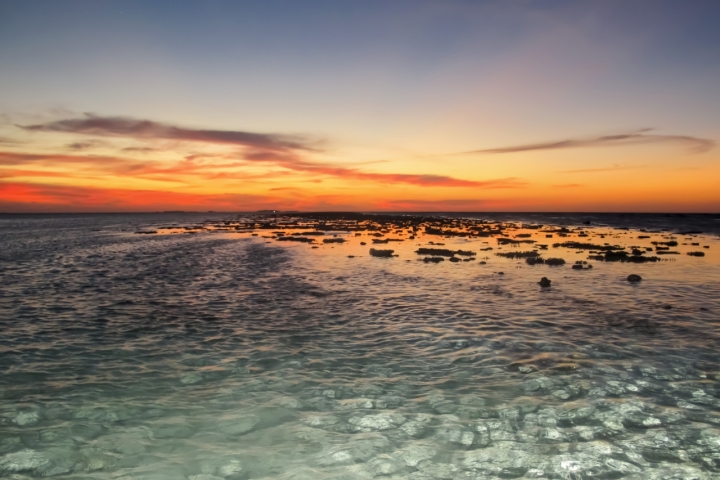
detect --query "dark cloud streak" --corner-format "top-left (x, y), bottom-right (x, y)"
top-left (14, 114), bottom-right (527, 188)
top-left (459, 130), bottom-right (714, 155)
top-left (0, 150), bottom-right (523, 188)
top-left (22, 114), bottom-right (313, 152)
top-left (560, 164), bottom-right (646, 174)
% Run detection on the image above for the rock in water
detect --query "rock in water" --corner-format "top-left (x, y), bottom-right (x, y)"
top-left (539, 277), bottom-right (551, 288)
top-left (627, 274), bottom-right (642, 282)
top-left (544, 257), bottom-right (565, 266)
top-left (0, 449), bottom-right (50, 473)
top-left (423, 257), bottom-right (444, 263)
top-left (369, 248), bottom-right (394, 258)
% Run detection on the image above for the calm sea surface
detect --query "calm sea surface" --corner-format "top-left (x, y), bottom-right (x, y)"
top-left (1, 212), bottom-right (719, 480)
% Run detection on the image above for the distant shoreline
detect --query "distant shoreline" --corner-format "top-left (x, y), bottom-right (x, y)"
top-left (0, 211), bottom-right (718, 215)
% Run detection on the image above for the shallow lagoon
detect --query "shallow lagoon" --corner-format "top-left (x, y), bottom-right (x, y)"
top-left (1, 213), bottom-right (719, 479)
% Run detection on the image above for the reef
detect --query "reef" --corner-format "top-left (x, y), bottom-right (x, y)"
top-left (496, 251), bottom-right (540, 259)
top-left (553, 241), bottom-right (623, 251)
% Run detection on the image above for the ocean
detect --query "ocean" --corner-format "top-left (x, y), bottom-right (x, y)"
top-left (1, 212), bottom-right (719, 479)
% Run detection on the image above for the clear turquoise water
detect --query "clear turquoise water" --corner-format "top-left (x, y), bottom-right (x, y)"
top-left (1, 213), bottom-right (719, 480)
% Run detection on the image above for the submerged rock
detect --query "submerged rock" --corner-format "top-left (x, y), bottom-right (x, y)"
top-left (348, 413), bottom-right (406, 432)
top-left (217, 415), bottom-right (260, 436)
top-left (399, 420), bottom-right (427, 438)
top-left (0, 450), bottom-right (50, 474)
top-left (627, 274), bottom-right (642, 282)
top-left (12, 412), bottom-right (40, 426)
top-left (303, 414), bottom-right (341, 429)
top-left (316, 435), bottom-right (391, 466)
top-left (152, 419), bottom-right (196, 439)
top-left (196, 458), bottom-right (243, 479)
top-left (91, 427), bottom-right (151, 455)
top-left (366, 456), bottom-right (405, 476)
top-left (180, 372), bottom-right (203, 385)
top-left (435, 424), bottom-right (489, 449)
top-left (392, 444), bottom-right (436, 467)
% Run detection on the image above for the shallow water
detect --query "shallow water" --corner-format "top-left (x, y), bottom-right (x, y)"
top-left (1, 213), bottom-right (720, 480)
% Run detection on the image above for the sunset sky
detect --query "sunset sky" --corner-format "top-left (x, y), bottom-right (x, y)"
top-left (1, 0), bottom-right (719, 212)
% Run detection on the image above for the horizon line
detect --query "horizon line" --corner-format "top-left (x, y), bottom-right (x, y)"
top-left (1, 210), bottom-right (718, 215)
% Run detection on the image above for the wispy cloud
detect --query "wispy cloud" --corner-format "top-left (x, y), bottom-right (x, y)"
top-left (0, 150), bottom-right (522, 188)
top-left (0, 136), bottom-right (21, 145)
top-left (0, 152), bottom-right (138, 170)
top-left (233, 150), bottom-right (526, 188)
top-left (349, 173), bottom-right (521, 188)
top-left (372, 198), bottom-right (499, 211)
top-left (276, 159), bottom-right (523, 187)
top-left (121, 146), bottom-right (159, 153)
top-left (66, 140), bottom-right (107, 150)
top-left (559, 164), bottom-right (646, 174)
top-left (21, 114), bottom-right (314, 152)
top-left (458, 129), bottom-right (714, 155)
top-left (13, 114), bottom-right (528, 190)
top-left (0, 169), bottom-right (75, 179)
top-left (0, 182), bottom-right (286, 212)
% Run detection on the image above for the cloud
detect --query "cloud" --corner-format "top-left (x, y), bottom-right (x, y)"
top-left (0, 136), bottom-right (20, 145)
top-left (0, 151), bottom-right (250, 176)
top-left (0, 150), bottom-right (521, 188)
top-left (21, 114), bottom-right (314, 152)
top-left (0, 169), bottom-right (75, 179)
top-left (559, 164), bottom-right (646, 173)
top-left (121, 146), bottom-right (159, 153)
top-left (343, 172), bottom-right (521, 188)
top-left (0, 151), bottom-right (206, 185)
top-left (372, 198), bottom-right (500, 211)
top-left (236, 150), bottom-right (525, 188)
top-left (0, 151), bottom-right (136, 170)
top-left (66, 142), bottom-right (93, 150)
top-left (0, 182), bottom-right (287, 213)
top-left (66, 140), bottom-right (107, 150)
top-left (459, 129), bottom-right (714, 155)
top-left (13, 114), bottom-right (527, 189)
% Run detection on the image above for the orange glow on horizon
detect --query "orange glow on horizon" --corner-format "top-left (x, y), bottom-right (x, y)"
top-left (0, 115), bottom-right (718, 213)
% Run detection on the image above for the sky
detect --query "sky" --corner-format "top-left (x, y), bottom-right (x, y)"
top-left (1, 0), bottom-right (719, 213)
